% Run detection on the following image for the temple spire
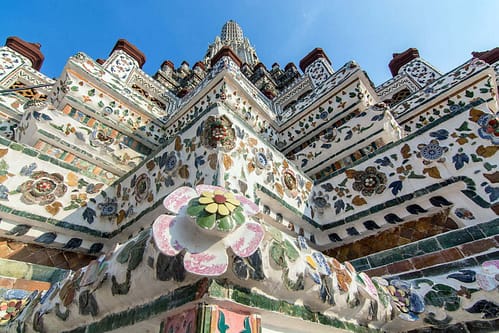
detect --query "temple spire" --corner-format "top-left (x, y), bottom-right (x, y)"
top-left (204, 20), bottom-right (260, 67)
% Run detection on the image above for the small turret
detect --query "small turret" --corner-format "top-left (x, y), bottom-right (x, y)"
top-left (388, 48), bottom-right (419, 76)
top-left (5, 36), bottom-right (44, 70)
top-left (110, 39), bottom-right (146, 68)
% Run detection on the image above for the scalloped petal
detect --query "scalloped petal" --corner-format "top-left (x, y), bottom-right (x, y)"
top-left (196, 184), bottom-right (225, 195)
top-left (218, 204), bottom-right (230, 216)
top-left (358, 272), bottom-right (378, 300)
top-left (225, 222), bottom-right (264, 258)
top-left (204, 203), bottom-right (218, 215)
top-left (152, 215), bottom-right (183, 256)
top-left (235, 195), bottom-right (259, 216)
top-left (225, 201), bottom-right (237, 212)
top-left (482, 260), bottom-right (499, 274)
top-left (163, 187), bottom-right (197, 214)
top-left (476, 273), bottom-right (497, 291)
top-left (183, 243), bottom-right (228, 276)
top-left (199, 196), bottom-right (214, 204)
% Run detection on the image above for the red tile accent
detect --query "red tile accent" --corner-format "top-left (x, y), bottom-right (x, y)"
top-left (0, 277), bottom-right (50, 291)
top-left (161, 60), bottom-right (174, 70)
top-left (13, 279), bottom-right (51, 291)
top-left (253, 62), bottom-right (267, 71)
top-left (472, 47), bottom-right (499, 65)
top-left (299, 48), bottom-right (331, 72)
top-left (5, 36), bottom-right (44, 70)
top-left (110, 39), bottom-right (146, 68)
top-left (193, 61), bottom-right (206, 71)
top-left (210, 46), bottom-right (242, 68)
top-left (491, 203), bottom-right (499, 216)
top-left (388, 48), bottom-right (419, 76)
top-left (460, 238), bottom-right (497, 256)
top-left (364, 266), bottom-right (389, 277)
top-left (411, 248), bottom-right (464, 269)
top-left (285, 62), bottom-right (297, 71)
top-left (0, 277), bottom-right (15, 289)
top-left (387, 260), bottom-right (415, 275)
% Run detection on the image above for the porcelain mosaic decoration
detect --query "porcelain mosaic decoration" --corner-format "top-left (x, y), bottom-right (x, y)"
top-left (0, 22), bottom-right (498, 333)
top-left (153, 185), bottom-right (264, 275)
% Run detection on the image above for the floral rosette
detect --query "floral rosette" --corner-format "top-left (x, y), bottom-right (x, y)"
top-left (477, 114), bottom-right (499, 144)
top-left (153, 185), bottom-right (264, 276)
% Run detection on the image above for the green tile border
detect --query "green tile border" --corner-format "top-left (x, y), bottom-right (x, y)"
top-left (59, 278), bottom-right (383, 333)
top-left (350, 218), bottom-right (499, 271)
top-left (392, 62), bottom-right (489, 119)
top-left (211, 280), bottom-right (384, 333)
top-left (0, 258), bottom-right (69, 284)
top-left (391, 250), bottom-right (499, 281)
top-left (63, 280), bottom-right (202, 333)
top-left (318, 97), bottom-right (490, 182)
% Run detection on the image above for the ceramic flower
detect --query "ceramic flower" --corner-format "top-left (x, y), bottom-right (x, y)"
top-left (352, 166), bottom-right (387, 196)
top-left (476, 260), bottom-right (499, 291)
top-left (89, 129), bottom-right (114, 148)
top-left (477, 114), bottom-right (499, 144)
top-left (188, 189), bottom-right (244, 233)
top-left (17, 171), bottom-right (67, 205)
top-left (133, 173), bottom-right (151, 203)
top-left (296, 236), bottom-right (331, 285)
top-left (153, 185), bottom-right (264, 276)
top-left (378, 279), bottom-right (425, 321)
top-left (0, 290), bottom-right (32, 325)
top-left (251, 147), bottom-right (273, 175)
top-left (416, 140), bottom-right (448, 164)
top-left (281, 168), bottom-right (299, 198)
top-left (311, 191), bottom-right (330, 215)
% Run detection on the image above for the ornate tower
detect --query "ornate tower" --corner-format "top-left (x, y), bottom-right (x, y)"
top-left (204, 20), bottom-right (260, 67)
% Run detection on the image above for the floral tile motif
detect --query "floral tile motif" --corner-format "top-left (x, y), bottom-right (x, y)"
top-left (153, 186), bottom-right (264, 276)
top-left (311, 191), bottom-right (330, 216)
top-left (477, 114), bottom-right (499, 145)
top-left (0, 289), bottom-right (35, 326)
top-left (17, 171), bottom-right (67, 205)
top-left (133, 173), bottom-right (151, 203)
top-left (351, 166), bottom-right (387, 196)
top-left (417, 139), bottom-right (448, 164)
top-left (250, 147), bottom-right (273, 174)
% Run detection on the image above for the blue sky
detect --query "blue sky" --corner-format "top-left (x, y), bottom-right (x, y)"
top-left (1, 0), bottom-right (498, 85)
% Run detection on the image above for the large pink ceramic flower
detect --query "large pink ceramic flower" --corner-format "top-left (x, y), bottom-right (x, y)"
top-left (152, 185), bottom-right (264, 276)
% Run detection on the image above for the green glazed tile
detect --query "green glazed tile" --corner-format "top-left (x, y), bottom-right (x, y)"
top-left (0, 136), bottom-right (11, 146)
top-left (422, 258), bottom-right (478, 277)
top-left (22, 147), bottom-right (38, 157)
top-left (466, 225), bottom-right (485, 240)
top-left (437, 230), bottom-right (473, 249)
top-left (9, 142), bottom-right (23, 151)
top-left (38, 154), bottom-right (50, 161)
top-left (478, 219), bottom-right (499, 237)
top-left (418, 238), bottom-right (442, 254)
top-left (368, 250), bottom-right (403, 268)
top-left (351, 257), bottom-right (370, 271)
